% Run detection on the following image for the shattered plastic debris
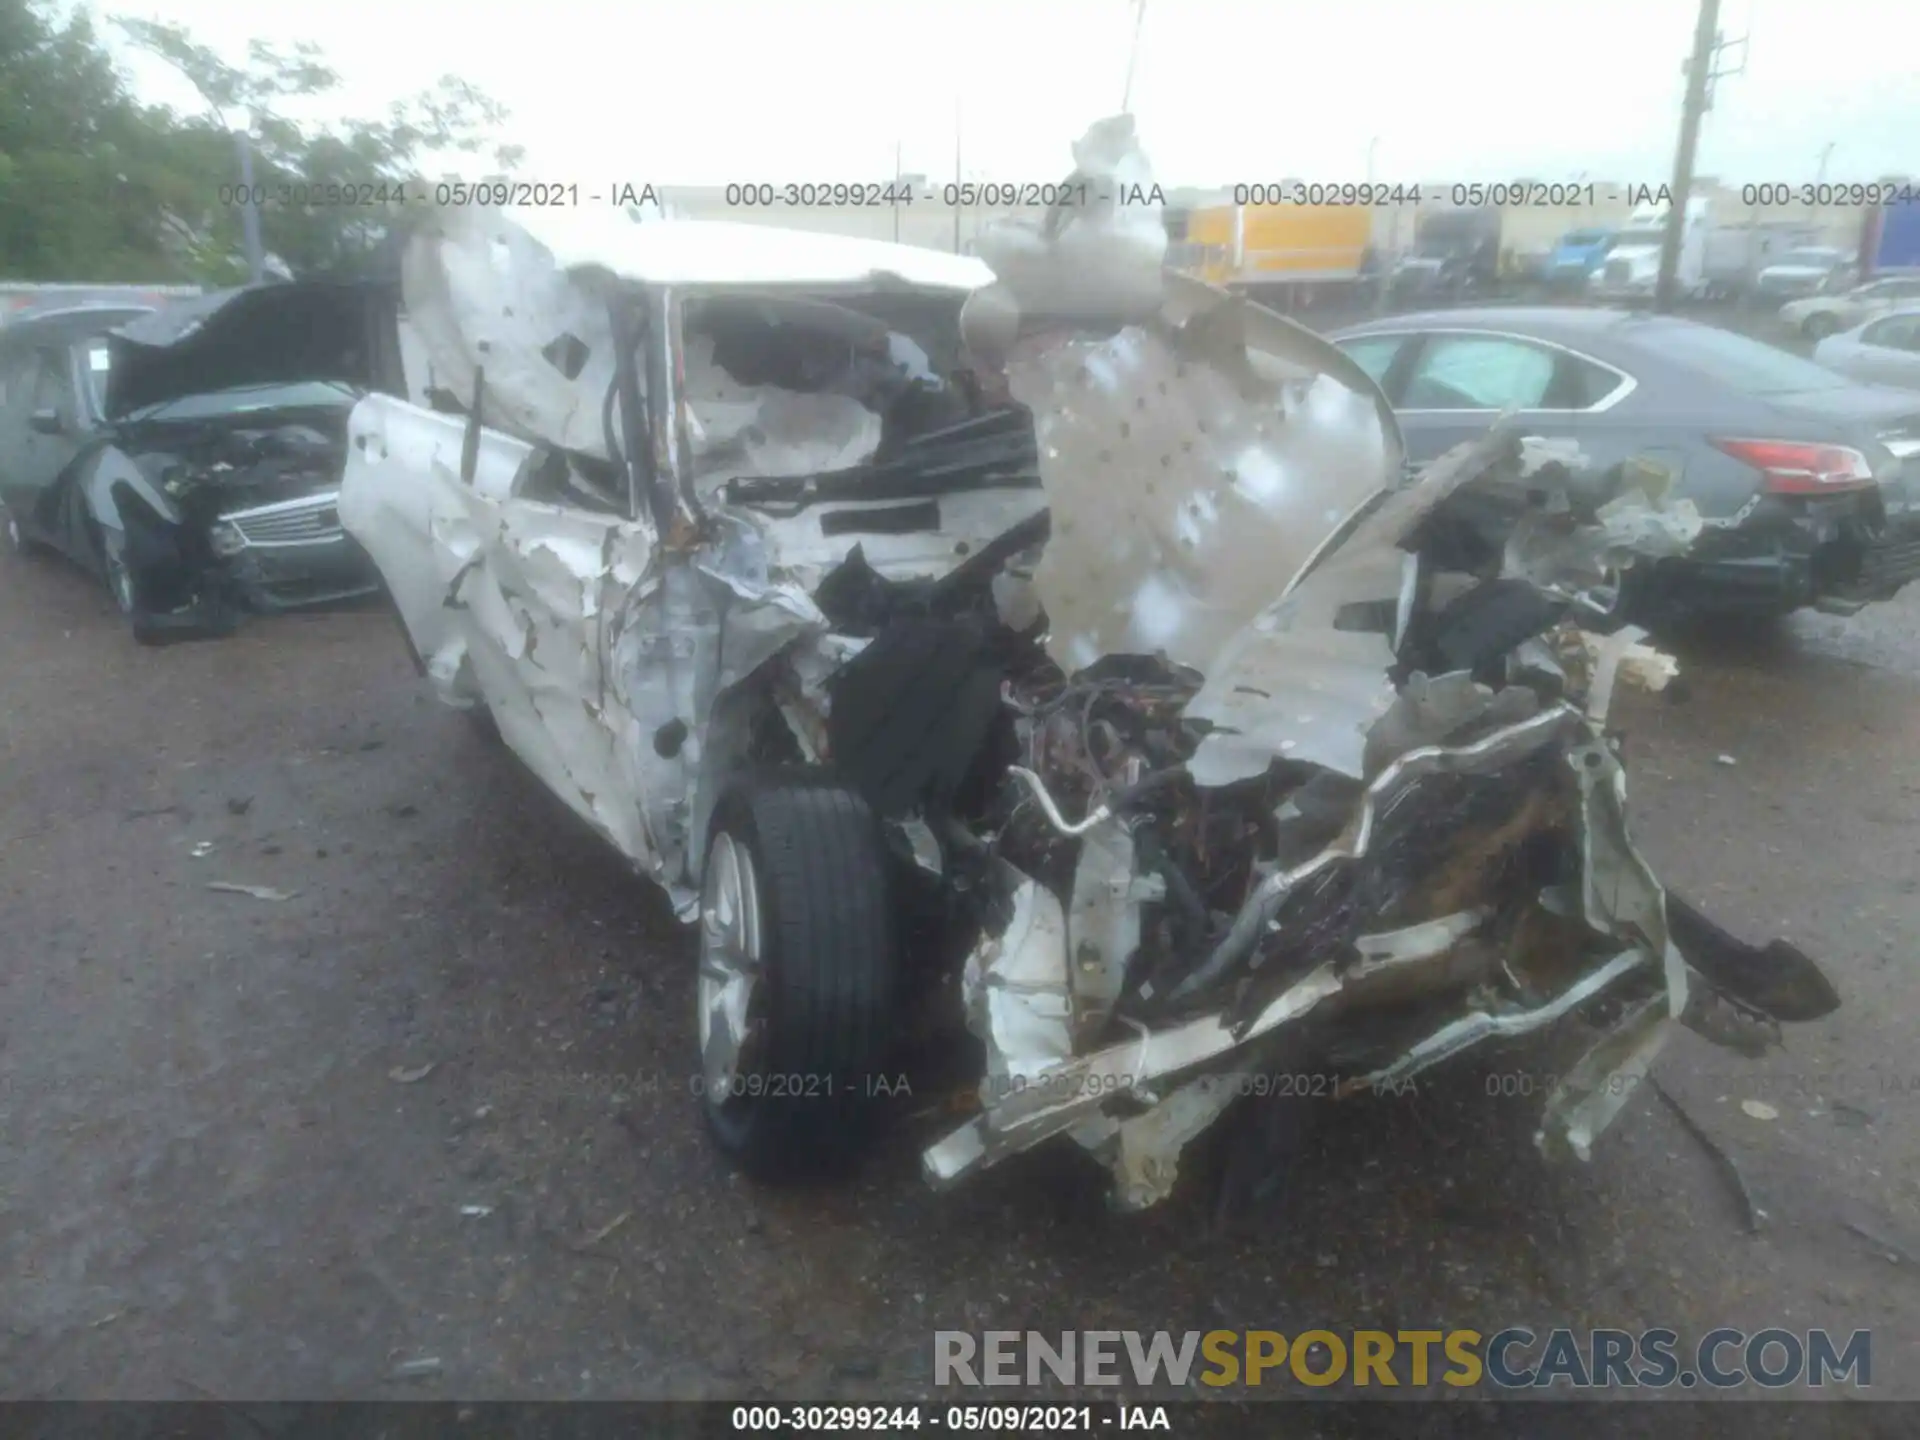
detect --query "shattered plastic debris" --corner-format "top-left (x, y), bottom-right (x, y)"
top-left (388, 1063), bottom-right (436, 1084)
top-left (1741, 1098), bottom-right (1780, 1121)
top-left (205, 881), bottom-right (298, 902)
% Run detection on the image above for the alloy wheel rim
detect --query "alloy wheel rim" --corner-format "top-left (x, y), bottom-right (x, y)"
top-left (107, 553), bottom-right (134, 613)
top-left (697, 832), bottom-right (764, 1099)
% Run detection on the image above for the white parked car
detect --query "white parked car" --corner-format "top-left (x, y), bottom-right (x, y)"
top-left (1814, 307), bottom-right (1920, 390)
top-left (1751, 246), bottom-right (1856, 304)
top-left (1781, 274), bottom-right (1920, 341)
top-left (338, 122), bottom-right (1837, 1205)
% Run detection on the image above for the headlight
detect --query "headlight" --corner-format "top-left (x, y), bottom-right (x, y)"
top-left (209, 521), bottom-right (247, 557)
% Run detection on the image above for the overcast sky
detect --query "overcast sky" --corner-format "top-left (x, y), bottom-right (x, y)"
top-left (99, 0), bottom-right (1917, 188)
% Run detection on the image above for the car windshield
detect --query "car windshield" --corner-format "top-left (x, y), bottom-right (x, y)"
top-left (120, 378), bottom-right (358, 423)
top-left (1780, 249), bottom-right (1840, 267)
top-left (1613, 228), bottom-right (1665, 247)
top-left (1649, 322), bottom-right (1850, 393)
top-left (1562, 230), bottom-right (1608, 246)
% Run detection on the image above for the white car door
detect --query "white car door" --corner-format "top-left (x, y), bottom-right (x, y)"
top-left (1855, 315), bottom-right (1920, 390)
top-left (339, 392), bottom-right (661, 867)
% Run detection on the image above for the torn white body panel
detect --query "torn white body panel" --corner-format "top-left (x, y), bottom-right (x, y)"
top-left (343, 393), bottom-right (663, 871)
top-left (400, 204), bottom-right (990, 462)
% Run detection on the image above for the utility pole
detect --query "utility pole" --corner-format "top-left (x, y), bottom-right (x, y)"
top-left (1655, 0), bottom-right (1744, 311)
top-left (1655, 0), bottom-right (1719, 312)
top-left (1811, 141), bottom-right (1835, 236)
top-left (1121, 0), bottom-right (1148, 113)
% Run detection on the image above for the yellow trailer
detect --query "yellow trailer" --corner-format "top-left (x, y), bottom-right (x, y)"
top-left (1167, 203), bottom-right (1374, 288)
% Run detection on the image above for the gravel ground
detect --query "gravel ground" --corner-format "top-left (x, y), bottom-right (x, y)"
top-left (4, 453), bottom-right (1919, 1412)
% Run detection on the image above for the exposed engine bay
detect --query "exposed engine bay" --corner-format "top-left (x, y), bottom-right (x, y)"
top-left (91, 282), bottom-right (404, 638)
top-left (342, 116), bottom-right (1840, 1206)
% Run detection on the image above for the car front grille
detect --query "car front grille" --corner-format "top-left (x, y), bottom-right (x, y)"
top-left (1601, 259), bottom-right (1631, 285)
top-left (223, 494), bottom-right (344, 547)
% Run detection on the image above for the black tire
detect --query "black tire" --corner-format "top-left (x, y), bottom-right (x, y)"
top-left (698, 774), bottom-right (901, 1179)
top-left (1801, 313), bottom-right (1839, 342)
top-left (98, 531), bottom-right (165, 647)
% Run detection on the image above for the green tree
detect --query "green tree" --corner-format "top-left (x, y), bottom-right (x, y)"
top-left (0, 1), bottom-right (520, 283)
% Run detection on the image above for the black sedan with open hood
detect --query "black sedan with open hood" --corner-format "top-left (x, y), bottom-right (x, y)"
top-left (0, 280), bottom-right (408, 642)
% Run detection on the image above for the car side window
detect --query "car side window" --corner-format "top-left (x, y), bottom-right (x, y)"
top-left (1335, 336), bottom-right (1404, 387)
top-left (29, 347), bottom-right (76, 424)
top-left (1558, 354), bottom-right (1627, 409)
top-left (0, 350), bottom-right (34, 447)
top-left (1402, 336), bottom-right (1557, 410)
top-left (1864, 316), bottom-right (1920, 351)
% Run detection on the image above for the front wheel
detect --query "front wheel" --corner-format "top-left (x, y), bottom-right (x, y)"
top-left (697, 775), bottom-right (903, 1179)
top-left (1801, 313), bottom-right (1839, 342)
top-left (97, 526), bottom-right (164, 645)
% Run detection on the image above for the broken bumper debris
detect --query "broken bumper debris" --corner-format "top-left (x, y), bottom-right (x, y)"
top-left (913, 116), bottom-right (1837, 1207)
top-left (343, 115), bottom-right (1839, 1209)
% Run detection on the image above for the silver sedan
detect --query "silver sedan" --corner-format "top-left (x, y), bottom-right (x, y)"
top-left (1814, 306), bottom-right (1920, 391)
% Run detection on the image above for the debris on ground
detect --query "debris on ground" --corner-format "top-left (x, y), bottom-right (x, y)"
top-left (1652, 1078), bottom-right (1765, 1233)
top-left (205, 881), bottom-right (297, 902)
top-left (388, 1063), bottom-right (437, 1084)
top-left (1742, 1099), bottom-right (1781, 1121)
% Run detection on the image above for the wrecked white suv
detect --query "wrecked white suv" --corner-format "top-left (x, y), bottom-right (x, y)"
top-left (344, 122), bottom-right (1837, 1207)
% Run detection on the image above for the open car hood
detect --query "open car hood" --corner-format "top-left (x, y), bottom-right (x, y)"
top-left (105, 280), bottom-right (398, 421)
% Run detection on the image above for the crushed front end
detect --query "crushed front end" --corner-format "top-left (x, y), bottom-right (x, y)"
top-left (101, 283), bottom-right (401, 636)
top-left (897, 118), bottom-right (1840, 1208)
top-left (114, 413), bottom-right (372, 634)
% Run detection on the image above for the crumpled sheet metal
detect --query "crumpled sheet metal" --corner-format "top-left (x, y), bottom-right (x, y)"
top-left (1002, 322), bottom-right (1395, 678)
top-left (341, 392), bottom-right (682, 888)
top-left (1066, 820), bottom-right (1164, 1046)
top-left (1068, 1068), bottom-right (1248, 1212)
top-left (966, 116), bottom-right (1398, 682)
top-left (1182, 427), bottom-right (1520, 786)
top-left (926, 704), bottom-right (1616, 1189)
top-left (930, 704), bottom-right (1690, 1195)
top-left (1505, 485), bottom-right (1704, 611)
top-left (964, 861), bottom-right (1075, 1089)
top-left (401, 206), bottom-right (623, 460)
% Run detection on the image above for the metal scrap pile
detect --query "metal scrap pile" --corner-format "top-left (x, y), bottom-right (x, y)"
top-left (915, 117), bottom-right (1833, 1208)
